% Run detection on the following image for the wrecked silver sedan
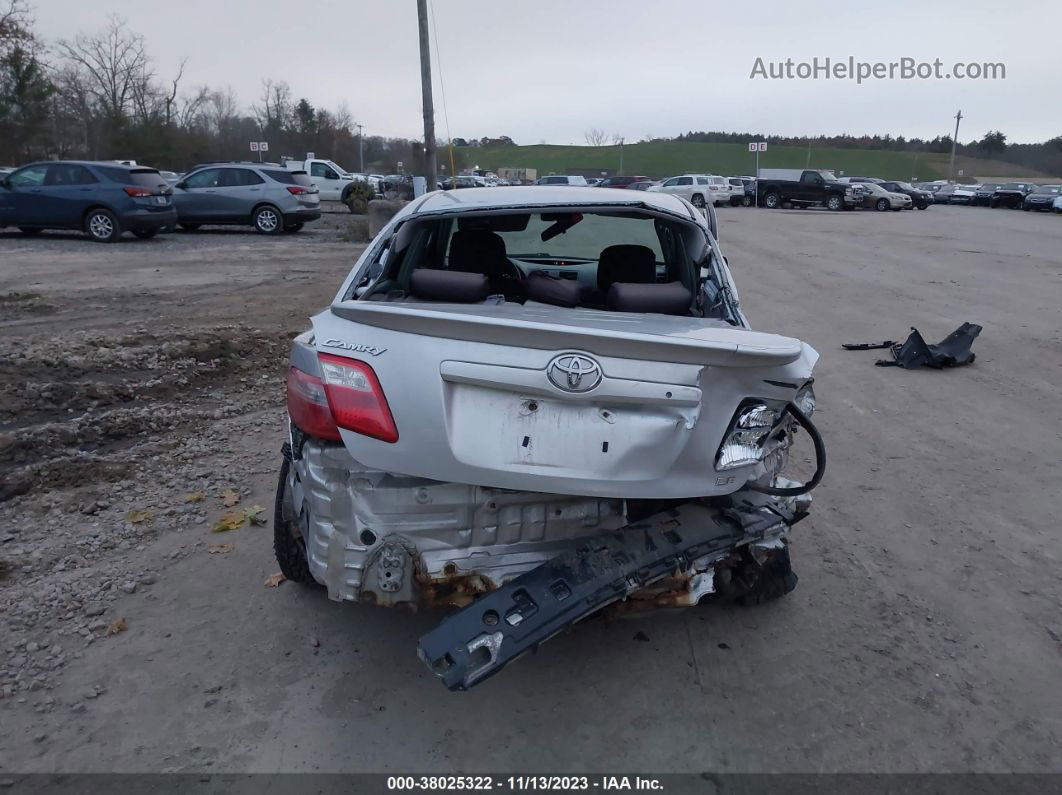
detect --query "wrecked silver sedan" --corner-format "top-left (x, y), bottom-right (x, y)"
top-left (273, 186), bottom-right (824, 689)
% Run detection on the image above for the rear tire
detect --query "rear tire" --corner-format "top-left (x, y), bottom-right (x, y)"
top-left (741, 195), bottom-right (753, 207)
top-left (826, 195), bottom-right (843, 211)
top-left (875, 198), bottom-right (889, 212)
top-left (253, 205), bottom-right (283, 235)
top-left (690, 194), bottom-right (706, 208)
top-left (18, 227), bottom-right (43, 236)
top-left (763, 192), bottom-right (781, 209)
top-left (274, 447), bottom-right (313, 584)
top-left (131, 229), bottom-right (158, 239)
top-left (84, 209), bottom-right (121, 243)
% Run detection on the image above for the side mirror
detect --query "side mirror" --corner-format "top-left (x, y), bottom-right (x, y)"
top-left (175, 181), bottom-right (187, 189)
top-left (325, 172), bottom-right (338, 180)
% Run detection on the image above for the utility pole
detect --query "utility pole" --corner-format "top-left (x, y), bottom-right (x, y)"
top-left (416, 0), bottom-right (437, 191)
top-left (355, 123), bottom-right (364, 173)
top-left (618, 138), bottom-right (624, 175)
top-left (948, 109), bottom-right (962, 183)
top-left (805, 138), bottom-right (812, 168)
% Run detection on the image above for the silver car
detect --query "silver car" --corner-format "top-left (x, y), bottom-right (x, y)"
top-left (274, 186), bottom-right (824, 689)
top-left (173, 162), bottom-right (320, 234)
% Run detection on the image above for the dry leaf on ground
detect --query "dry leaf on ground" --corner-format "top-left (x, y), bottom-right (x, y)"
top-left (264, 572), bottom-right (287, 587)
top-left (211, 513), bottom-right (245, 533)
top-left (125, 509), bottom-right (154, 524)
top-left (219, 488), bottom-right (241, 507)
top-left (106, 617), bottom-right (128, 635)
top-left (208, 543), bottom-right (234, 554)
top-left (185, 491), bottom-right (205, 503)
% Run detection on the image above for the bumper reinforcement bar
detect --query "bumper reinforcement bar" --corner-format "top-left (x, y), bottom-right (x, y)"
top-left (417, 503), bottom-right (786, 690)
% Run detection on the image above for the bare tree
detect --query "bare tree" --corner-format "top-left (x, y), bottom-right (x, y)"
top-left (253, 78), bottom-right (292, 134)
top-left (0, 0), bottom-right (32, 50)
top-left (55, 16), bottom-right (152, 122)
top-left (584, 128), bottom-right (607, 147)
top-left (610, 132), bottom-right (623, 146)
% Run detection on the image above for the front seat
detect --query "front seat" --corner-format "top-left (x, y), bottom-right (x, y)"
top-left (596, 244), bottom-right (657, 293)
top-left (448, 230), bottom-right (522, 299)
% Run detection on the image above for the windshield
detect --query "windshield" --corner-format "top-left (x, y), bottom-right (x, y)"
top-left (326, 160), bottom-right (349, 176)
top-left (488, 213), bottom-right (664, 261)
top-left (1001, 183), bottom-right (1025, 190)
top-left (818, 171), bottom-right (839, 181)
top-left (1032, 185), bottom-right (1060, 194)
top-left (894, 182), bottom-right (914, 190)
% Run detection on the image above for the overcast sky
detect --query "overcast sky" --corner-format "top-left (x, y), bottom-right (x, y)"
top-left (31, 0), bottom-right (1062, 144)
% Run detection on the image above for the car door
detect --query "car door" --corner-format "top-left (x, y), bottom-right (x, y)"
top-left (0, 164), bottom-right (50, 225)
top-left (799, 170), bottom-right (824, 202)
top-left (658, 177), bottom-right (682, 196)
top-left (215, 168), bottom-right (265, 221)
top-left (174, 168), bottom-right (223, 221)
top-left (40, 163), bottom-right (100, 227)
top-left (671, 176), bottom-right (693, 200)
top-left (309, 161), bottom-right (342, 200)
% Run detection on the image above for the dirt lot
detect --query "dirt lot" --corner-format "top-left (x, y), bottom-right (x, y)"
top-left (0, 203), bottom-right (1059, 775)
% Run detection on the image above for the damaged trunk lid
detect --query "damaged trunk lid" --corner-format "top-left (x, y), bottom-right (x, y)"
top-left (310, 300), bottom-right (816, 500)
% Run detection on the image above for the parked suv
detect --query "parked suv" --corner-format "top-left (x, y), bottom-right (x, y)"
top-left (172, 162), bottom-right (320, 234)
top-left (649, 174), bottom-right (729, 207)
top-left (273, 186), bottom-right (824, 690)
top-left (0, 161), bottom-right (176, 242)
top-left (990, 182), bottom-right (1034, 209)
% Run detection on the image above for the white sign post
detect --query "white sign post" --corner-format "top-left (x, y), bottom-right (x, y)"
top-left (750, 142), bottom-right (768, 207)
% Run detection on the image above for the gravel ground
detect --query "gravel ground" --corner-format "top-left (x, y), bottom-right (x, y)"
top-left (0, 203), bottom-right (1059, 775)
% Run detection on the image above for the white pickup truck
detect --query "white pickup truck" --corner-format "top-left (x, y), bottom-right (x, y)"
top-left (282, 156), bottom-right (378, 202)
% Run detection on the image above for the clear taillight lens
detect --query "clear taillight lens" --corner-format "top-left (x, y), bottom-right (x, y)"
top-left (716, 403), bottom-right (781, 471)
top-left (794, 383), bottom-right (816, 416)
top-left (317, 354), bottom-right (398, 443)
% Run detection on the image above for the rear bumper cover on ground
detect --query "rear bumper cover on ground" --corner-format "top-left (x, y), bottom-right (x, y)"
top-left (417, 500), bottom-right (797, 690)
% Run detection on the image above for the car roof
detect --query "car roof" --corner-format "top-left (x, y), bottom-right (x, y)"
top-left (413, 185), bottom-right (696, 217)
top-left (16, 160), bottom-right (153, 170)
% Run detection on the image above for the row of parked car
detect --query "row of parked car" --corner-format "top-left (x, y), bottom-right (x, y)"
top-left (0, 159), bottom-right (324, 242)
top-left (526, 170), bottom-right (1062, 215)
top-left (913, 180), bottom-right (1062, 211)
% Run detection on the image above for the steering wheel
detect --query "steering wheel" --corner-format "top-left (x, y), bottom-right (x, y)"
top-left (492, 259), bottom-right (526, 300)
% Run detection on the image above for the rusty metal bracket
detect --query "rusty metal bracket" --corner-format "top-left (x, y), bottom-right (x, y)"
top-left (417, 503), bottom-right (782, 691)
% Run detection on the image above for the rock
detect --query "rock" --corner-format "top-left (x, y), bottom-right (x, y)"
top-left (83, 603), bottom-right (105, 617)
top-left (119, 582), bottom-right (137, 595)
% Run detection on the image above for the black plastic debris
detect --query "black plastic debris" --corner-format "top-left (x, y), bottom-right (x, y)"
top-left (843, 323), bottom-right (982, 369)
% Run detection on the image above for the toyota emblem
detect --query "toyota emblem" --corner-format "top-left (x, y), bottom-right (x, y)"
top-left (546, 353), bottom-right (602, 393)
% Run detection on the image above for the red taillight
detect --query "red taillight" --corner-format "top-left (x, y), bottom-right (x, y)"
top-left (123, 186), bottom-right (153, 197)
top-left (317, 354), bottom-right (398, 443)
top-left (287, 186), bottom-right (308, 195)
top-left (286, 366), bottom-right (341, 441)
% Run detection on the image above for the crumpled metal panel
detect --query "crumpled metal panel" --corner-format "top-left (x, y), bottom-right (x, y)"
top-left (291, 440), bottom-right (626, 605)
